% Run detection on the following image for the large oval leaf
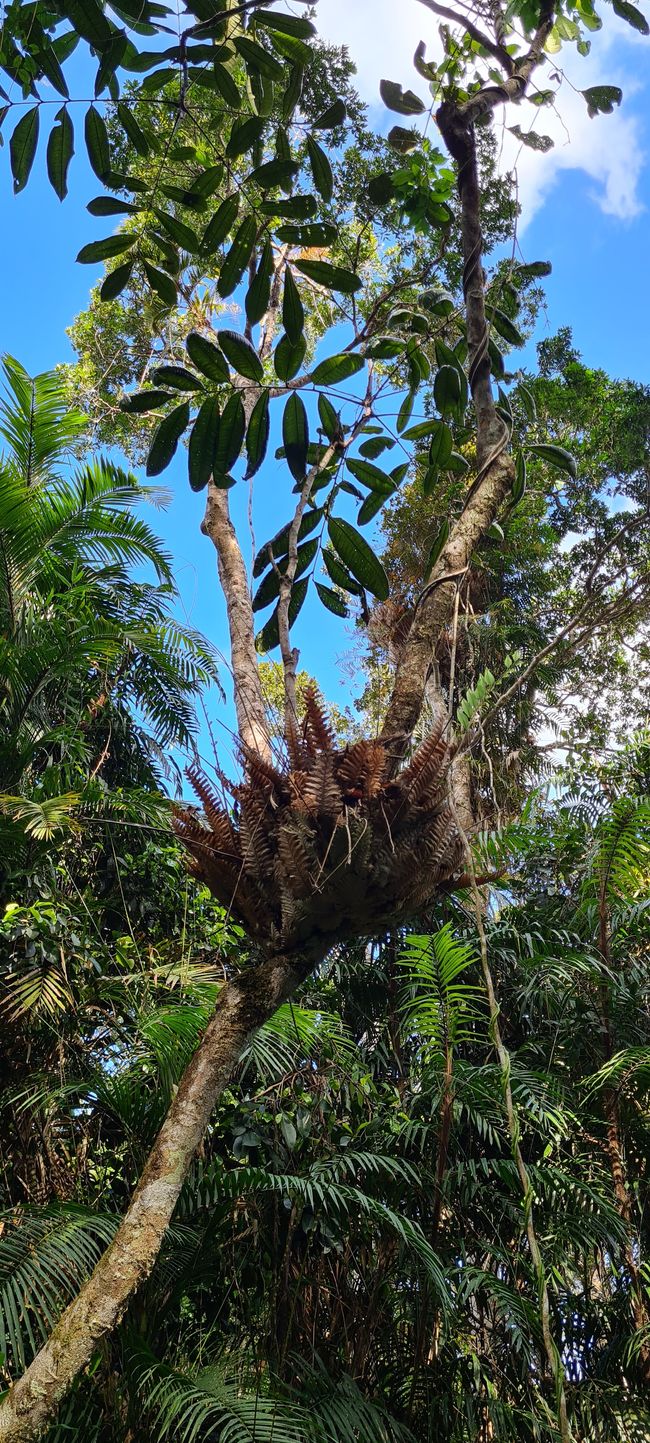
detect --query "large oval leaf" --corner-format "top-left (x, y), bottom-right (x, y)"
top-left (283, 393), bottom-right (309, 482)
top-left (146, 401), bottom-right (190, 477)
top-left (152, 364), bottom-right (203, 393)
top-left (328, 517), bottom-right (389, 600)
top-left (245, 391), bottom-right (270, 479)
top-left (84, 105), bottom-right (110, 180)
top-left (294, 258), bottom-right (362, 294)
top-left (202, 195), bottom-right (240, 253)
top-left (120, 389), bottom-right (174, 413)
top-left (245, 240), bottom-right (273, 325)
top-left (217, 216), bottom-right (257, 298)
top-left (256, 578), bottom-right (309, 653)
top-left (274, 333), bottom-right (306, 382)
top-left (188, 398), bottom-right (220, 492)
top-left (10, 107), bottom-right (40, 193)
top-left (217, 329), bottom-right (264, 383)
top-left (46, 107), bottom-right (74, 200)
top-left (214, 393), bottom-right (245, 477)
top-left (77, 234), bottom-right (137, 264)
top-left (311, 353), bottom-right (365, 386)
top-left (282, 266), bottom-right (304, 345)
top-left (347, 458), bottom-right (393, 494)
top-left (186, 331), bottom-right (230, 383)
top-left (526, 442), bottom-right (577, 478)
top-left (306, 133), bottom-right (333, 201)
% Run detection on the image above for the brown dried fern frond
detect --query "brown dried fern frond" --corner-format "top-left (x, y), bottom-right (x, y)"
top-left (302, 685), bottom-right (335, 756)
top-left (337, 740), bottom-right (386, 802)
top-left (176, 723), bottom-right (464, 956)
top-left (396, 722), bottom-right (448, 806)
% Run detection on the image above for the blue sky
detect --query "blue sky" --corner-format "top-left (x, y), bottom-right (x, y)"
top-left (1, 0), bottom-right (648, 773)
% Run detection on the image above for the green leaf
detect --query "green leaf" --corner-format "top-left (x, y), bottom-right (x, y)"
top-left (318, 394), bottom-right (340, 442)
top-left (306, 133), bottom-right (333, 202)
top-left (84, 105), bottom-right (111, 180)
top-left (214, 393), bottom-right (245, 477)
top-left (10, 107), bottom-right (40, 194)
top-left (611, 0), bottom-right (649, 32)
top-left (275, 221), bottom-right (338, 247)
top-left (315, 582), bottom-right (348, 616)
top-left (186, 331), bottom-right (230, 383)
top-left (582, 84), bottom-right (624, 116)
top-left (225, 114), bottom-right (266, 158)
top-left (294, 259), bottom-right (362, 293)
top-left (447, 451), bottom-right (470, 476)
top-left (38, 42), bottom-right (69, 98)
top-left (120, 389), bottom-right (174, 413)
top-left (368, 171), bottom-right (396, 206)
top-left (428, 421), bottom-right (453, 469)
top-left (88, 196), bottom-right (140, 216)
top-left (252, 538), bottom-right (318, 611)
top-left (359, 436), bottom-right (395, 460)
top-left (328, 518), bottom-right (389, 600)
top-left (358, 490), bottom-right (391, 525)
top-left (283, 394), bottom-right (309, 481)
top-left (202, 195), bottom-right (240, 253)
top-left (388, 125), bottom-right (419, 153)
top-left (254, 508), bottom-right (323, 576)
top-left (146, 401), bottom-right (190, 476)
top-left (212, 62), bottom-right (242, 109)
top-left (434, 365), bottom-right (463, 419)
top-left (397, 390), bottom-right (416, 433)
top-left (152, 209), bottom-right (200, 253)
top-left (526, 442), bottom-right (578, 478)
top-left (255, 10), bottom-right (316, 39)
top-left (217, 329), bottom-right (264, 383)
top-left (322, 546), bottom-right (363, 595)
top-left (512, 452), bottom-right (527, 504)
top-left (151, 364), bottom-right (203, 392)
top-left (314, 98), bottom-right (347, 128)
top-left (379, 78), bottom-right (426, 114)
top-left (259, 195), bottom-right (318, 219)
top-left (64, 0), bottom-right (111, 46)
top-left (142, 260), bottom-right (177, 306)
top-left (189, 397), bottom-right (220, 492)
top-left (117, 102), bottom-right (150, 155)
top-left (514, 260), bottom-right (552, 282)
top-left (274, 333), bottom-right (307, 382)
top-left (256, 578), bottom-right (308, 653)
top-left (235, 34), bottom-right (285, 80)
top-left (159, 182), bottom-right (205, 210)
top-left (77, 234), bottom-right (137, 264)
top-left (217, 216), bottom-right (257, 297)
top-left (311, 353), bottom-right (365, 386)
top-left (282, 266), bottom-right (304, 345)
top-left (245, 391), bottom-right (271, 479)
top-left (100, 261), bottom-right (133, 300)
top-left (245, 240), bottom-right (274, 325)
top-left (487, 307), bottom-right (525, 347)
top-left (402, 419), bottom-right (441, 441)
top-left (425, 519), bottom-right (450, 577)
top-left (46, 107), bottom-right (74, 200)
top-left (248, 158), bottom-right (299, 189)
top-left (347, 458), bottom-right (394, 494)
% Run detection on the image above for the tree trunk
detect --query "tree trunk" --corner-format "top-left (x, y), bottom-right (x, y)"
top-left (0, 948), bottom-right (321, 1443)
top-left (201, 482), bottom-right (271, 760)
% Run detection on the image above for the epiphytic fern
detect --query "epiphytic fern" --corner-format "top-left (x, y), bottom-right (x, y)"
top-left (174, 692), bottom-right (463, 956)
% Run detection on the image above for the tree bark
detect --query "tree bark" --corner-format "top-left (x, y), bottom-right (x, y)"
top-left (0, 948), bottom-right (321, 1443)
top-left (202, 482), bottom-right (271, 760)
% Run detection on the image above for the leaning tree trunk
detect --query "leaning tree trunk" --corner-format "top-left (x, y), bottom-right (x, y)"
top-left (0, 948), bottom-right (320, 1443)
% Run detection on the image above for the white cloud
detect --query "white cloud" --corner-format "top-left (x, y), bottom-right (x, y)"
top-left (314, 0), bottom-right (646, 227)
